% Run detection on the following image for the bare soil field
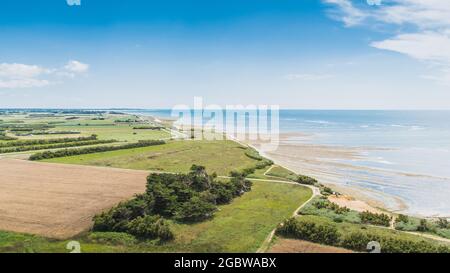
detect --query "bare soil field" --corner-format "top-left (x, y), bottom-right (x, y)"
top-left (0, 159), bottom-right (149, 239)
top-left (269, 238), bottom-right (353, 253)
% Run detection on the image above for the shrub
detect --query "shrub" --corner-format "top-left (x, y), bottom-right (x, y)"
top-left (396, 214), bottom-right (409, 223)
top-left (321, 187), bottom-right (333, 195)
top-left (87, 232), bottom-right (137, 245)
top-left (360, 211), bottom-right (391, 227)
top-left (127, 215), bottom-right (174, 241)
top-left (417, 219), bottom-right (429, 232)
top-left (276, 217), bottom-right (340, 246)
top-left (437, 218), bottom-right (449, 229)
top-left (297, 175), bottom-right (317, 185)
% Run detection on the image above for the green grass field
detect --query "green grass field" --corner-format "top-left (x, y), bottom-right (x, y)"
top-left (43, 140), bottom-right (260, 176)
top-left (0, 181), bottom-right (312, 253)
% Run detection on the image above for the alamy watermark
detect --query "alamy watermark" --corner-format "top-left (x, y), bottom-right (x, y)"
top-left (170, 97), bottom-right (280, 152)
top-left (66, 0), bottom-right (81, 6)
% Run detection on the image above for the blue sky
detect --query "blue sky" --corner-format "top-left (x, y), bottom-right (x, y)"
top-left (0, 0), bottom-right (449, 109)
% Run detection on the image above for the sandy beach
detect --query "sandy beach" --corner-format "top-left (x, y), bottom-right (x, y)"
top-left (246, 132), bottom-right (411, 215)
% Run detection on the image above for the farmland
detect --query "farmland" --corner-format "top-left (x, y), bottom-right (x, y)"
top-left (0, 180), bottom-right (312, 253)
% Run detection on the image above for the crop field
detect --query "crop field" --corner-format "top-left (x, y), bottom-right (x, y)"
top-left (43, 140), bottom-right (260, 176)
top-left (0, 112), bottom-right (170, 143)
top-left (0, 159), bottom-right (149, 239)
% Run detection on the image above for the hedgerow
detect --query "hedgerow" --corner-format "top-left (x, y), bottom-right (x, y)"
top-left (29, 140), bottom-right (165, 160)
top-left (0, 139), bottom-right (116, 154)
top-left (0, 135), bottom-right (98, 148)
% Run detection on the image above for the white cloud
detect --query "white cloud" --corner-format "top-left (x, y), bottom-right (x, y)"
top-left (0, 63), bottom-right (48, 79)
top-left (285, 73), bottom-right (334, 81)
top-left (0, 78), bottom-right (50, 89)
top-left (0, 60), bottom-right (89, 89)
top-left (371, 31), bottom-right (450, 64)
top-left (323, 0), bottom-right (450, 85)
top-left (323, 0), bottom-right (367, 26)
top-left (64, 60), bottom-right (89, 73)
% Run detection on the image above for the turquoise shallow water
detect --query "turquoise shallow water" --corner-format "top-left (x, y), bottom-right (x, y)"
top-left (126, 109), bottom-right (450, 217)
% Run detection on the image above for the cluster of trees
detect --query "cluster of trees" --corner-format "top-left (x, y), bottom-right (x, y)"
top-left (313, 199), bottom-right (350, 214)
top-left (0, 135), bottom-right (98, 148)
top-left (277, 217), bottom-right (450, 253)
top-left (360, 211), bottom-right (392, 227)
top-left (0, 139), bottom-right (116, 154)
top-left (29, 140), bottom-right (165, 160)
top-left (296, 175), bottom-right (318, 185)
top-left (93, 165), bottom-right (253, 241)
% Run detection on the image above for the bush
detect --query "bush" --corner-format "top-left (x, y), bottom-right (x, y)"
top-left (297, 175), bottom-right (317, 185)
top-left (417, 219), bottom-right (429, 232)
top-left (276, 217), bottom-right (340, 246)
top-left (321, 187), bottom-right (333, 195)
top-left (437, 218), bottom-right (449, 229)
top-left (87, 232), bottom-right (137, 245)
top-left (360, 211), bottom-right (391, 227)
top-left (127, 215), bottom-right (174, 241)
top-left (244, 148), bottom-right (263, 161)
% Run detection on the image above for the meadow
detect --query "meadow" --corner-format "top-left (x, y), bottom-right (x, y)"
top-left (43, 140), bottom-right (259, 176)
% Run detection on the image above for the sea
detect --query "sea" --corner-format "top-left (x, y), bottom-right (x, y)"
top-left (124, 109), bottom-right (450, 217)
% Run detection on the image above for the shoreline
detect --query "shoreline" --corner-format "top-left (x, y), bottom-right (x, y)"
top-left (134, 112), bottom-right (448, 219)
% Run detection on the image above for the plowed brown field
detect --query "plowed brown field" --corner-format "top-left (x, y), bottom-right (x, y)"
top-left (0, 159), bottom-right (149, 239)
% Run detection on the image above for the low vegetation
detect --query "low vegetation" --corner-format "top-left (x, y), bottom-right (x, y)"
top-left (277, 216), bottom-right (450, 253)
top-left (395, 215), bottom-right (450, 239)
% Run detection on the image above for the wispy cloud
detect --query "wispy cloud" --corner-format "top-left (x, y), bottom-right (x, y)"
top-left (323, 0), bottom-right (450, 85)
top-left (64, 60), bottom-right (89, 74)
top-left (0, 60), bottom-right (89, 89)
top-left (284, 73), bottom-right (334, 81)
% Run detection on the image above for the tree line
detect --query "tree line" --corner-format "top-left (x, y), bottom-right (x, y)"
top-left (0, 139), bottom-right (117, 154)
top-left (29, 140), bottom-right (166, 160)
top-left (0, 135), bottom-right (98, 148)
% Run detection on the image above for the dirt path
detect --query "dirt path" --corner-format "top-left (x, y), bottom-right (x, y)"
top-left (0, 159), bottom-right (150, 239)
top-left (254, 178), bottom-right (320, 253)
